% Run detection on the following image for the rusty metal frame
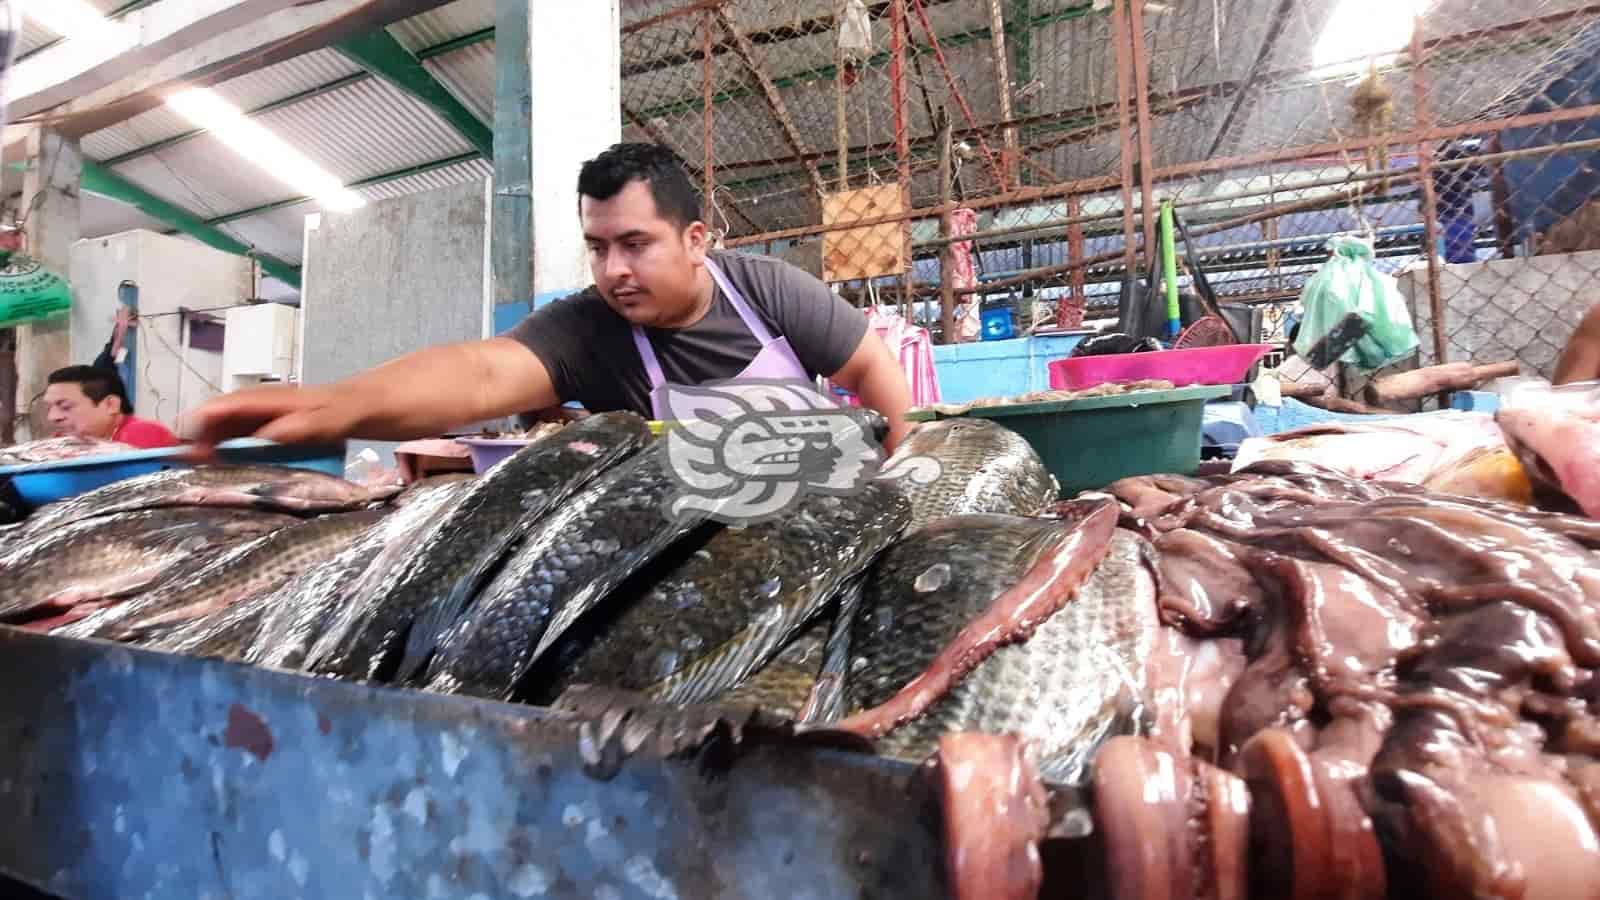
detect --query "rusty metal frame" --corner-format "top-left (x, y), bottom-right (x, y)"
top-left (986, 0), bottom-right (1017, 190)
top-left (703, 11), bottom-right (717, 226)
top-left (907, 0), bottom-right (1008, 188)
top-left (1110, 0), bottom-right (1140, 284)
top-left (713, 5), bottom-right (828, 201)
top-left (726, 98), bottom-right (1600, 249)
top-left (1128, 0), bottom-right (1157, 261)
top-left (891, 0), bottom-right (917, 312)
top-left (938, 110), bottom-right (958, 343)
top-left (1411, 21), bottom-right (1449, 366)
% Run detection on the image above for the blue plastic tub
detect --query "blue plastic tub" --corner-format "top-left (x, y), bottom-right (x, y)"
top-left (0, 438), bottom-right (347, 509)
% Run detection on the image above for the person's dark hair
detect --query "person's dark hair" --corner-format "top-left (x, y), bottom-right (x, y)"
top-left (577, 143), bottom-right (702, 229)
top-left (48, 365), bottom-right (129, 413)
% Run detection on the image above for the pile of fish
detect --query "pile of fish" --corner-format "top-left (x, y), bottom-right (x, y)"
top-left (7, 404), bottom-right (1600, 899)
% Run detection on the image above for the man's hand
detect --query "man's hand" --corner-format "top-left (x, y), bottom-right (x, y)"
top-left (829, 329), bottom-right (914, 454)
top-left (180, 383), bottom-right (363, 452)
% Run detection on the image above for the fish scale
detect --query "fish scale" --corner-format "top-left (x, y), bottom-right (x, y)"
top-left (247, 478), bottom-right (474, 672)
top-left (890, 419), bottom-right (1058, 531)
top-left (528, 481), bottom-right (909, 707)
top-left (0, 508), bottom-right (295, 626)
top-left (1, 465), bottom-right (385, 554)
top-left (62, 508), bottom-right (389, 642)
top-left (305, 413), bottom-right (651, 682)
top-left (423, 446), bottom-right (712, 699)
top-left (845, 519), bottom-right (1158, 780)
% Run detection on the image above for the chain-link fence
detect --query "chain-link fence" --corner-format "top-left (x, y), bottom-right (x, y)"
top-left (618, 0), bottom-right (1600, 400)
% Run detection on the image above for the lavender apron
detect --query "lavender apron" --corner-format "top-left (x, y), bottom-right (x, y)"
top-left (631, 257), bottom-right (812, 420)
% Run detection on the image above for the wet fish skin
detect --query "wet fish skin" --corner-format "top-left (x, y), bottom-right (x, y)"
top-left (3, 464), bottom-right (389, 552)
top-left (838, 511), bottom-right (1142, 777)
top-left (246, 478), bottom-right (474, 671)
top-left (305, 412), bottom-right (652, 682)
top-left (0, 508), bottom-right (295, 625)
top-left (528, 481), bottom-right (910, 707)
top-left (868, 529), bottom-right (1158, 779)
top-left (422, 446), bottom-right (711, 699)
top-left (713, 616), bottom-right (832, 718)
top-left (147, 588), bottom-right (275, 660)
top-left (889, 419), bottom-right (1058, 531)
top-left (76, 507), bottom-right (390, 643)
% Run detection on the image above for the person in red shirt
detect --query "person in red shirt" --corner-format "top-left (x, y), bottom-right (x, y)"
top-left (43, 365), bottom-right (179, 449)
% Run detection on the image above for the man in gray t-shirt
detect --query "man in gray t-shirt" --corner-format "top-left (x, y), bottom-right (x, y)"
top-left (184, 143), bottom-right (913, 451)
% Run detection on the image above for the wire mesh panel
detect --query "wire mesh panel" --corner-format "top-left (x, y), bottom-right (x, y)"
top-left (613, 0), bottom-right (1600, 366)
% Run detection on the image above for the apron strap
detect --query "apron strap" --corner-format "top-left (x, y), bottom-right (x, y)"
top-left (630, 325), bottom-right (668, 389)
top-left (705, 256), bottom-right (777, 345)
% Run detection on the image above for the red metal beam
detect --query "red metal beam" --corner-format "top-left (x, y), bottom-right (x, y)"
top-left (908, 0), bottom-right (1008, 188)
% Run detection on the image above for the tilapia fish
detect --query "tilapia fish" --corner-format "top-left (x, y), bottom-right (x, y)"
top-left (148, 587), bottom-right (277, 661)
top-left (844, 525), bottom-right (1158, 778)
top-left (0, 508), bottom-right (295, 628)
top-left (247, 478), bottom-right (474, 671)
top-left (529, 481), bottom-right (910, 707)
top-left (834, 505), bottom-right (1129, 778)
top-left (0, 435), bottom-right (135, 466)
top-left (306, 412), bottom-right (652, 682)
top-left (889, 418), bottom-right (1057, 531)
top-left (421, 445), bottom-right (713, 699)
top-left (63, 507), bottom-right (389, 643)
top-left (3, 464), bottom-right (391, 552)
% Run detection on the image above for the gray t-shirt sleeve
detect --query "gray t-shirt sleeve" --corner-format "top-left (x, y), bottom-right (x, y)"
top-left (503, 292), bottom-right (596, 401)
top-left (718, 251), bottom-right (869, 377)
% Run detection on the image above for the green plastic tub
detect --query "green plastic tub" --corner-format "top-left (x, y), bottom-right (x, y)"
top-left (906, 385), bottom-right (1231, 495)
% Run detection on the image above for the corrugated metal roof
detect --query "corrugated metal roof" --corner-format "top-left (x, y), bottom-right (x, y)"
top-left (15, 17), bottom-right (58, 58)
top-left (425, 41), bottom-right (494, 123)
top-left (357, 157), bottom-right (490, 204)
top-left (80, 49), bottom-right (368, 161)
top-left (257, 76), bottom-right (475, 187)
top-left (214, 203), bottom-right (316, 262)
top-left (387, 0), bottom-right (493, 53)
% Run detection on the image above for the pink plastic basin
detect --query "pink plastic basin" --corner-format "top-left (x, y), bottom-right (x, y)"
top-left (1047, 343), bottom-right (1275, 391)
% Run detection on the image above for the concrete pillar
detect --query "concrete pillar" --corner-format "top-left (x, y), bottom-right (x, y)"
top-left (528, 0), bottom-right (620, 306)
top-left (492, 0), bottom-right (532, 315)
top-left (15, 129), bottom-right (80, 440)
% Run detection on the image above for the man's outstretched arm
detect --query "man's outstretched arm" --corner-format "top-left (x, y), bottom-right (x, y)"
top-left (183, 337), bottom-right (559, 448)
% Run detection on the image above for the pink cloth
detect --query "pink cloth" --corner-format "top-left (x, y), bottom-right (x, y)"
top-left (825, 310), bottom-right (942, 409)
top-left (948, 209), bottom-right (982, 342)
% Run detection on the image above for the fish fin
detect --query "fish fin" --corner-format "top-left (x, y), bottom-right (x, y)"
top-left (801, 574), bottom-right (867, 723)
top-left (394, 527), bottom-right (528, 685)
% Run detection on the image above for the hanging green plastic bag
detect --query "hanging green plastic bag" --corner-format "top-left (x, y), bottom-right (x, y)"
top-left (0, 246), bottom-right (72, 328)
top-left (1292, 235), bottom-right (1418, 371)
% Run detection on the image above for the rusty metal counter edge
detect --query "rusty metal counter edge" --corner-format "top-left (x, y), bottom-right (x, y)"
top-left (0, 627), bottom-right (948, 900)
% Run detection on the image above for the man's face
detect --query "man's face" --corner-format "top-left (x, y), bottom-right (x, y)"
top-left (44, 382), bottom-right (121, 439)
top-left (581, 180), bottom-right (707, 327)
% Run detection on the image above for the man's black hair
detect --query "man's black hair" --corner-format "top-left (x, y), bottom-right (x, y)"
top-left (48, 364), bottom-right (130, 414)
top-left (577, 143), bottom-right (703, 229)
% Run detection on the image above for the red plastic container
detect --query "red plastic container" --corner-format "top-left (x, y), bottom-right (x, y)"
top-left (1047, 343), bottom-right (1275, 391)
